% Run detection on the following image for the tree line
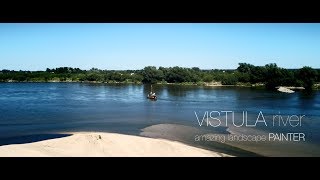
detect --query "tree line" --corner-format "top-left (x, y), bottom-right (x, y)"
top-left (0, 63), bottom-right (319, 90)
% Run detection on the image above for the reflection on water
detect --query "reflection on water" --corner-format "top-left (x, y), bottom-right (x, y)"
top-left (0, 83), bottom-right (319, 156)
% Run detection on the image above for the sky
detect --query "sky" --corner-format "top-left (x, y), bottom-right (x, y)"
top-left (0, 23), bottom-right (319, 71)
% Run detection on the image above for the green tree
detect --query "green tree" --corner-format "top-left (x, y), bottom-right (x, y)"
top-left (264, 63), bottom-right (282, 90)
top-left (202, 74), bottom-right (213, 82)
top-left (221, 73), bottom-right (238, 85)
top-left (141, 66), bottom-right (164, 84)
top-left (86, 73), bottom-right (103, 81)
top-left (237, 63), bottom-right (255, 73)
top-left (297, 66), bottom-right (318, 90)
top-left (236, 72), bottom-right (250, 83)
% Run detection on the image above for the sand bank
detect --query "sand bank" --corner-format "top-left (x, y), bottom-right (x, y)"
top-left (277, 86), bottom-right (295, 93)
top-left (0, 132), bottom-right (224, 157)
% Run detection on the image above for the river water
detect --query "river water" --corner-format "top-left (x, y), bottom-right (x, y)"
top-left (0, 83), bottom-right (319, 156)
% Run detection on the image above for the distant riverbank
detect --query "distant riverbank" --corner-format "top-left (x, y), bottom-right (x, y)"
top-left (2, 80), bottom-right (319, 91)
top-left (1, 63), bottom-right (320, 91)
top-left (0, 80), bottom-right (259, 87)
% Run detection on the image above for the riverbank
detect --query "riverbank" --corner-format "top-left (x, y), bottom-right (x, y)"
top-left (3, 81), bottom-right (319, 91)
top-left (0, 80), bottom-right (263, 87)
top-left (0, 132), bottom-right (229, 157)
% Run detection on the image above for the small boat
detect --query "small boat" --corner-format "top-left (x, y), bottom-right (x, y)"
top-left (147, 85), bottom-right (157, 100)
top-left (147, 93), bottom-right (157, 100)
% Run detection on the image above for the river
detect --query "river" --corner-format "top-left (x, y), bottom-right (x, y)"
top-left (0, 83), bottom-right (319, 156)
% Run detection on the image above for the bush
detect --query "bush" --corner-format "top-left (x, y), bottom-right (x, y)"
top-left (221, 74), bottom-right (238, 85)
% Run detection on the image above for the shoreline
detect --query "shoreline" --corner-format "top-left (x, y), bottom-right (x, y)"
top-left (2, 81), bottom-right (317, 90)
top-left (0, 81), bottom-right (267, 87)
top-left (0, 132), bottom-right (230, 157)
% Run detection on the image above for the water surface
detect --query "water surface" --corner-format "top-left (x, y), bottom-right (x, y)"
top-left (1, 83), bottom-right (319, 156)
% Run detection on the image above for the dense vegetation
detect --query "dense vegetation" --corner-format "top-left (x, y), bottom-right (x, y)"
top-left (1, 63), bottom-right (319, 90)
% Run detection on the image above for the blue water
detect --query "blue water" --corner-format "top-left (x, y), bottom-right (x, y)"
top-left (0, 83), bottom-right (320, 156)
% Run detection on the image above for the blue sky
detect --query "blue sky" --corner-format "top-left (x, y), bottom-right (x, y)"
top-left (0, 23), bottom-right (319, 70)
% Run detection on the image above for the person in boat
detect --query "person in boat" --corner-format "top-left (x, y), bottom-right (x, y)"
top-left (148, 92), bottom-right (156, 97)
top-left (148, 91), bottom-right (156, 99)
top-left (147, 85), bottom-right (157, 99)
